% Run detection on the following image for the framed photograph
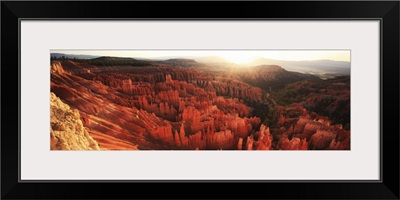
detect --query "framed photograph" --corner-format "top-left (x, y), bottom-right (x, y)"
top-left (2, 1), bottom-right (399, 199)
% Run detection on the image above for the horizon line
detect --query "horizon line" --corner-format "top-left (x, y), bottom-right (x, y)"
top-left (50, 52), bottom-right (351, 63)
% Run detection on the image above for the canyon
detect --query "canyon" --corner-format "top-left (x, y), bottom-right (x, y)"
top-left (50, 57), bottom-right (350, 150)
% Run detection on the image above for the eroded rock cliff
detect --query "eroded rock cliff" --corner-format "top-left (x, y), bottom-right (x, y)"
top-left (50, 92), bottom-right (100, 150)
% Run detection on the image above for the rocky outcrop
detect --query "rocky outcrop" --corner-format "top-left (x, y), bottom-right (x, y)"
top-left (246, 136), bottom-right (254, 150)
top-left (51, 61), bottom-right (67, 75)
top-left (210, 80), bottom-right (263, 104)
top-left (268, 104), bottom-right (350, 150)
top-left (254, 125), bottom-right (272, 150)
top-left (271, 76), bottom-right (350, 128)
top-left (50, 92), bottom-right (100, 150)
top-left (240, 124), bottom-right (272, 150)
top-left (280, 137), bottom-right (308, 150)
top-left (181, 106), bottom-right (202, 134)
top-left (237, 138), bottom-right (243, 150)
top-left (309, 130), bottom-right (336, 150)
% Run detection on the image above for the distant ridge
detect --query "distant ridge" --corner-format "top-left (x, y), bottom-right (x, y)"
top-left (160, 58), bottom-right (202, 68)
top-left (50, 53), bottom-right (99, 60)
top-left (91, 56), bottom-right (137, 61)
top-left (248, 57), bottom-right (350, 76)
top-left (164, 58), bottom-right (197, 62)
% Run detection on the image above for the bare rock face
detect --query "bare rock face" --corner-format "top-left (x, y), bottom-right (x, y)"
top-left (237, 138), bottom-right (243, 150)
top-left (270, 104), bottom-right (350, 150)
top-left (50, 92), bottom-right (100, 150)
top-left (254, 125), bottom-right (272, 150)
top-left (280, 137), bottom-right (308, 150)
top-left (310, 130), bottom-right (336, 150)
top-left (211, 80), bottom-right (263, 104)
top-left (51, 61), bottom-right (67, 75)
top-left (246, 136), bottom-right (254, 150)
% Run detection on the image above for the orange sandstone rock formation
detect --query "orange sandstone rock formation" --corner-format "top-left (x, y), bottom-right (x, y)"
top-left (50, 92), bottom-right (100, 150)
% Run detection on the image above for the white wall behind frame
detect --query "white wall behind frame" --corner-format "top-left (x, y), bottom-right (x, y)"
top-left (21, 20), bottom-right (380, 180)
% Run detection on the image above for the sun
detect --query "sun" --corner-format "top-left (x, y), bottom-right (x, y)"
top-left (219, 52), bottom-right (255, 64)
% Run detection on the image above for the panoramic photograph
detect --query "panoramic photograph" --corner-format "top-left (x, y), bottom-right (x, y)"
top-left (50, 50), bottom-right (350, 150)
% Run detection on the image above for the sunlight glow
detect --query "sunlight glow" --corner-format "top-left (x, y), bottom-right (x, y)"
top-left (51, 50), bottom-right (351, 64)
top-left (218, 52), bottom-right (256, 64)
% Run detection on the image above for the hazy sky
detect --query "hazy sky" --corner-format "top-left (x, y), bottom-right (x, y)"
top-left (51, 50), bottom-right (350, 64)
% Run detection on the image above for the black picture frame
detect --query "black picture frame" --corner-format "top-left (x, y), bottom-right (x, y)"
top-left (1, 1), bottom-right (399, 199)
